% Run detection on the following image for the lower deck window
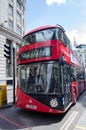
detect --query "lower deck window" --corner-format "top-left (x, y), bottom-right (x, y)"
top-left (19, 61), bottom-right (62, 94)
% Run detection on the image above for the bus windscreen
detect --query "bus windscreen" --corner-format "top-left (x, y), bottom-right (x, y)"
top-left (19, 61), bottom-right (62, 94)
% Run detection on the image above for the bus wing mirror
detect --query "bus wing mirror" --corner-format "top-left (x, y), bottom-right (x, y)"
top-left (59, 55), bottom-right (65, 66)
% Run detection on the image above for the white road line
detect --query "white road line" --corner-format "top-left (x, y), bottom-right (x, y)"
top-left (60, 111), bottom-right (78, 130)
top-left (75, 125), bottom-right (86, 130)
top-left (64, 111), bottom-right (78, 130)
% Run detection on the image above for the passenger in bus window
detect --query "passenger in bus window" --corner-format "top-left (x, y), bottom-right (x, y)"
top-left (28, 66), bottom-right (37, 84)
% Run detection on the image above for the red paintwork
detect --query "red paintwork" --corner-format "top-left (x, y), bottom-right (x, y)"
top-left (24, 25), bottom-right (64, 38)
top-left (71, 80), bottom-right (85, 103)
top-left (16, 87), bottom-right (69, 114)
top-left (16, 25), bottom-right (85, 113)
top-left (18, 40), bottom-right (60, 65)
top-left (80, 80), bottom-right (85, 91)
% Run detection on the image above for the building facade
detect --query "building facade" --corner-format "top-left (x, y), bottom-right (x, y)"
top-left (0, 0), bottom-right (26, 85)
top-left (76, 44), bottom-right (86, 76)
top-left (0, 0), bottom-right (26, 36)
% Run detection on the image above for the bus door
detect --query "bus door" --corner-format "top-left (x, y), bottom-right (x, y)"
top-left (62, 63), bottom-right (72, 106)
top-left (19, 66), bottom-right (30, 105)
top-left (77, 69), bottom-right (85, 94)
top-left (16, 67), bottom-right (24, 107)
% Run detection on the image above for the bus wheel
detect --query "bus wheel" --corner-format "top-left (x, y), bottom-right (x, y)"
top-left (73, 92), bottom-right (76, 105)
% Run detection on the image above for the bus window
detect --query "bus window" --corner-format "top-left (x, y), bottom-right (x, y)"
top-left (58, 29), bottom-right (63, 40)
top-left (56, 28), bottom-right (70, 49)
top-left (63, 33), bottom-right (70, 47)
top-left (71, 66), bottom-right (77, 81)
top-left (76, 67), bottom-right (85, 80)
top-left (19, 61), bottom-right (62, 94)
top-left (63, 64), bottom-right (71, 84)
top-left (63, 33), bottom-right (67, 46)
top-left (49, 62), bottom-right (62, 93)
top-left (63, 33), bottom-right (70, 48)
top-left (21, 28), bottom-right (56, 46)
top-left (63, 63), bottom-right (72, 105)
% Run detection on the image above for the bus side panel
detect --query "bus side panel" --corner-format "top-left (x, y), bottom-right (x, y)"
top-left (71, 80), bottom-right (85, 103)
top-left (78, 80), bottom-right (85, 94)
top-left (80, 80), bottom-right (85, 92)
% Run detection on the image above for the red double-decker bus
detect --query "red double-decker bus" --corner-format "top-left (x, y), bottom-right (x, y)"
top-left (16, 25), bottom-right (85, 114)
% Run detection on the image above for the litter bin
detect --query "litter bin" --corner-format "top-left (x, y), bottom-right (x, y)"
top-left (0, 85), bottom-right (7, 107)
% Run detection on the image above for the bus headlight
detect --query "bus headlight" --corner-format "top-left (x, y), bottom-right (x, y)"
top-left (50, 98), bottom-right (58, 108)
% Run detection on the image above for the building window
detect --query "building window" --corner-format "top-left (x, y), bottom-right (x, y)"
top-left (84, 54), bottom-right (86, 58)
top-left (16, 0), bottom-right (21, 9)
top-left (8, 19), bottom-right (13, 30)
top-left (16, 25), bottom-right (21, 35)
top-left (80, 54), bottom-right (82, 57)
top-left (9, 4), bottom-right (13, 16)
top-left (77, 45), bottom-right (86, 48)
top-left (16, 11), bottom-right (21, 23)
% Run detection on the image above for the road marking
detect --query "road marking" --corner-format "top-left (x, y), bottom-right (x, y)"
top-left (64, 111), bottom-right (78, 130)
top-left (0, 113), bottom-right (28, 129)
top-left (60, 111), bottom-right (78, 130)
top-left (75, 125), bottom-right (86, 130)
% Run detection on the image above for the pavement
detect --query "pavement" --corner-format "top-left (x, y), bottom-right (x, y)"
top-left (0, 85), bottom-right (14, 108)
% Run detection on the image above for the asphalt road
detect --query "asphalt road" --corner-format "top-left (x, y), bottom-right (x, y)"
top-left (0, 90), bottom-right (86, 130)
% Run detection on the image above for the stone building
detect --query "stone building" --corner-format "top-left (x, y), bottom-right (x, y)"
top-left (76, 44), bottom-right (86, 77)
top-left (0, 0), bottom-right (26, 84)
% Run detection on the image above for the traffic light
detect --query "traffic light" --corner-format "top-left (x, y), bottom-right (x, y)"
top-left (4, 42), bottom-right (11, 64)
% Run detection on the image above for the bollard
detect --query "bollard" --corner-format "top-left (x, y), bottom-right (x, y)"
top-left (0, 85), bottom-right (7, 107)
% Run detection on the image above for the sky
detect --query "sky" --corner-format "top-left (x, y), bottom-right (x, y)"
top-left (25, 0), bottom-right (86, 45)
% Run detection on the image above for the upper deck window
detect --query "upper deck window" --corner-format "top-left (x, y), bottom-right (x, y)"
top-left (56, 28), bottom-right (71, 49)
top-left (21, 28), bottom-right (56, 46)
top-left (21, 27), bottom-right (71, 49)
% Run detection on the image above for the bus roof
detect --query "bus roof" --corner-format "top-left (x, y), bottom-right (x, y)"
top-left (24, 25), bottom-right (65, 38)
